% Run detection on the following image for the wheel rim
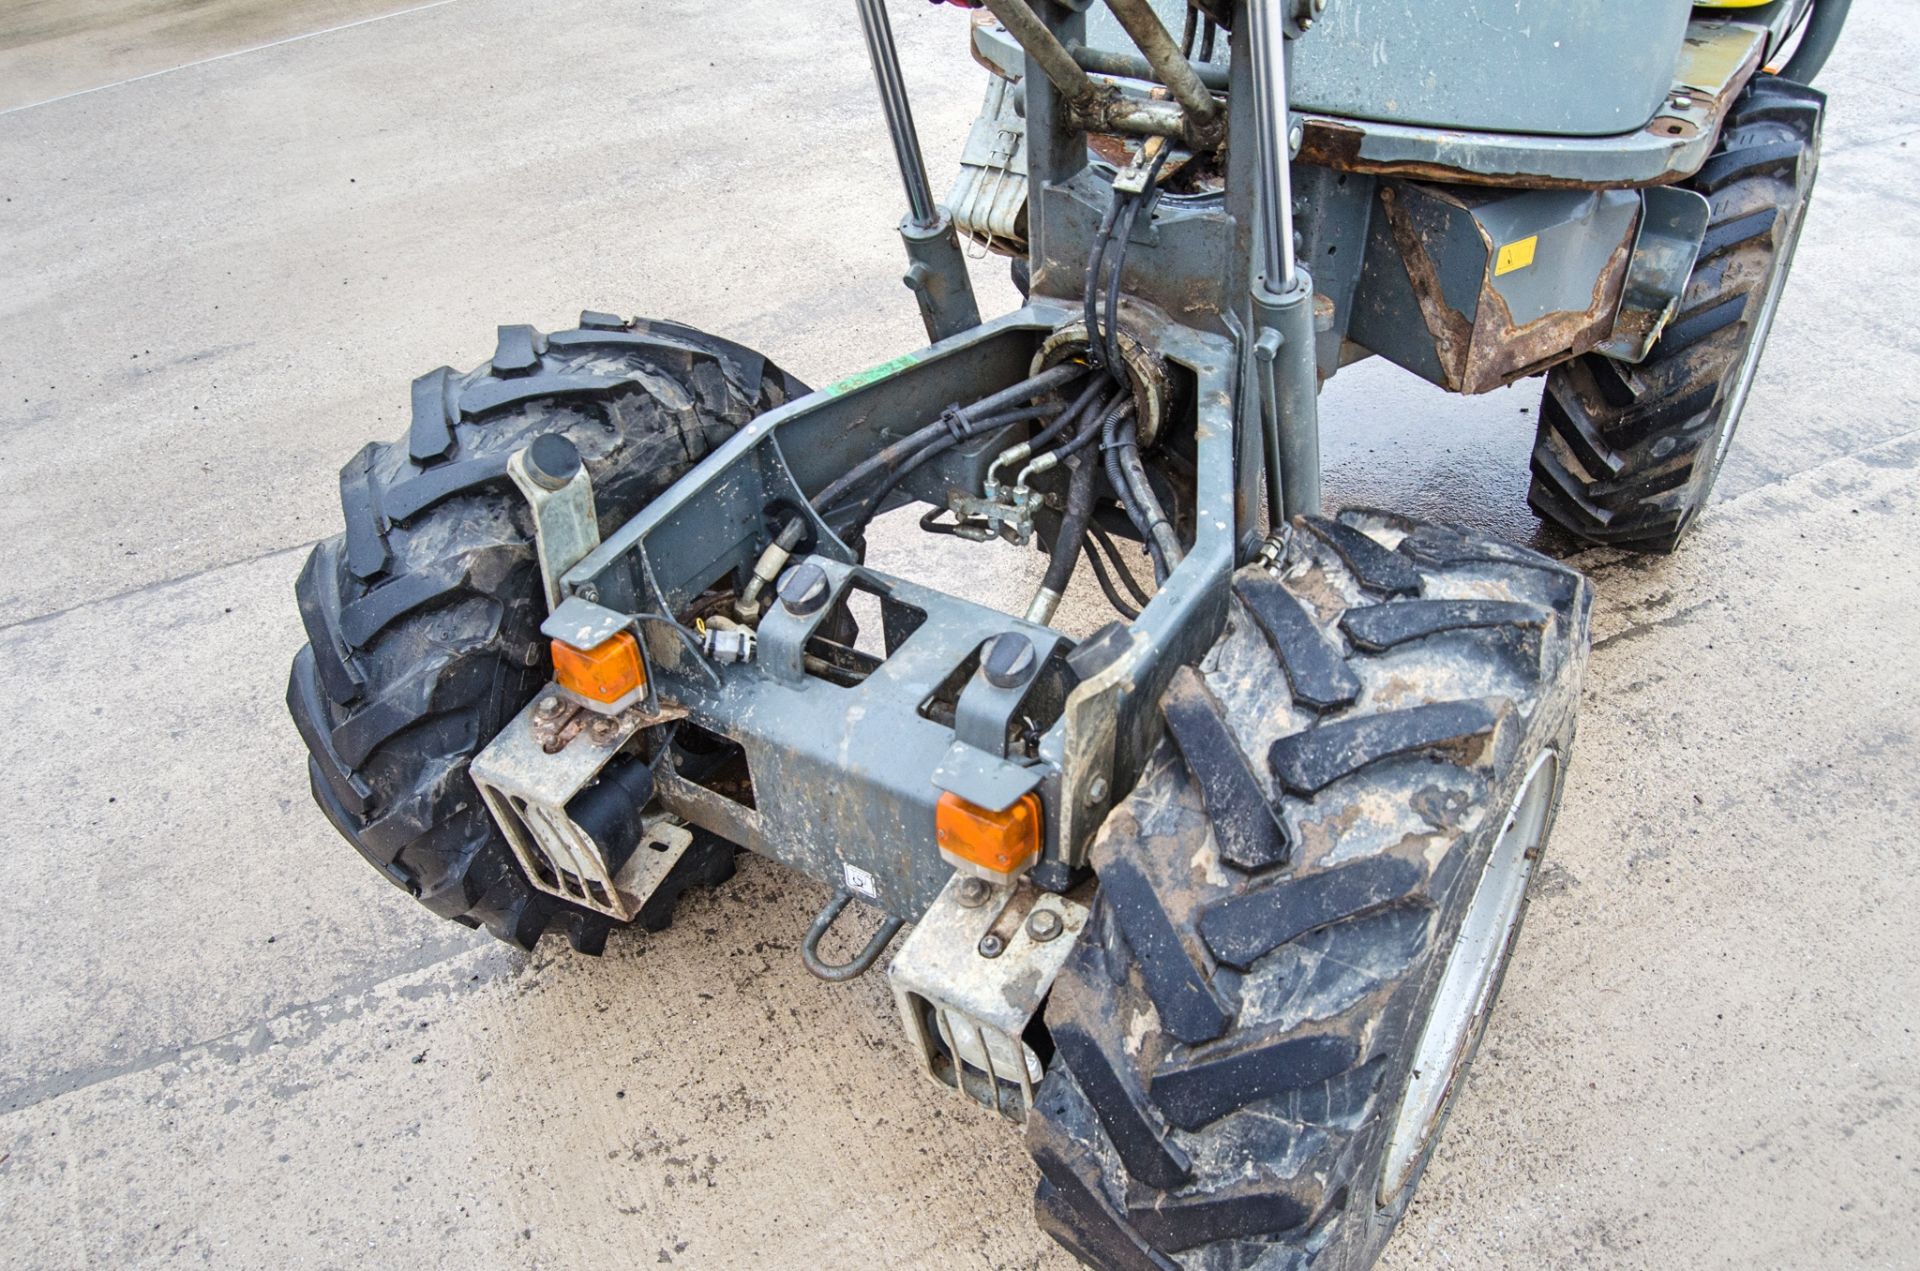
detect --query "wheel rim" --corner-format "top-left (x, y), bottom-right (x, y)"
top-left (1377, 748), bottom-right (1560, 1206)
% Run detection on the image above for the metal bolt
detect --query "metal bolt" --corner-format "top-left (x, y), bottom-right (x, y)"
top-left (983, 632), bottom-right (1037, 690)
top-left (777, 562), bottom-right (831, 617)
top-left (1672, 93), bottom-right (1694, 109)
top-left (1026, 909), bottom-right (1063, 943)
top-left (954, 876), bottom-right (992, 908)
top-left (977, 932), bottom-right (1006, 959)
top-left (525, 433), bottom-right (583, 491)
top-left (535, 695), bottom-right (565, 719)
top-left (1288, 123), bottom-right (1304, 156)
top-left (577, 584), bottom-right (599, 603)
top-left (1085, 777), bottom-right (1109, 806)
top-left (588, 714), bottom-right (621, 744)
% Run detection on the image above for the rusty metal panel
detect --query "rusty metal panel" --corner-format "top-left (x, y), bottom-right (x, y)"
top-left (1349, 181), bottom-right (1640, 396)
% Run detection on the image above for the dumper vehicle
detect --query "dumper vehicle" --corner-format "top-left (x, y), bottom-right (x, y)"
top-left (287, 0), bottom-right (1843, 1263)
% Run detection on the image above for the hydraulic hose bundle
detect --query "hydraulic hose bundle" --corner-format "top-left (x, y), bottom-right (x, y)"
top-left (810, 140), bottom-right (1188, 627)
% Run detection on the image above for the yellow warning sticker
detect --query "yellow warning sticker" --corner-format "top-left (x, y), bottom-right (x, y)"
top-left (1495, 235), bottom-right (1539, 276)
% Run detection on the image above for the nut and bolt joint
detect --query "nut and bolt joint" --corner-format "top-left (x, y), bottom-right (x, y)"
top-left (977, 932), bottom-right (1007, 959)
top-left (1025, 908), bottom-right (1064, 943)
top-left (954, 876), bottom-right (993, 908)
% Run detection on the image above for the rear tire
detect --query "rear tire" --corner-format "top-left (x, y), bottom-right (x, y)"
top-left (287, 313), bottom-right (804, 952)
top-left (1026, 511), bottom-right (1591, 1269)
top-left (1528, 76), bottom-right (1824, 553)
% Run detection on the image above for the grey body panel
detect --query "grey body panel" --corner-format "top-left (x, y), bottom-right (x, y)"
top-left (979, 13), bottom-right (1768, 188)
top-left (1287, 0), bottom-right (1689, 136)
top-left (1081, 0), bottom-right (1686, 137)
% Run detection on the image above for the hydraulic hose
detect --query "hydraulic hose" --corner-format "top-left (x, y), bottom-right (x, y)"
top-left (1083, 538), bottom-right (1141, 620)
top-left (1090, 522), bottom-right (1152, 607)
top-left (1059, 391), bottom-right (1131, 462)
top-left (1027, 434), bottom-right (1101, 625)
top-left (809, 362), bottom-right (1084, 514)
top-left (1020, 372), bottom-right (1105, 455)
top-left (1101, 399), bottom-right (1145, 542)
top-left (1084, 197), bottom-right (1124, 370)
top-left (1115, 416), bottom-right (1183, 574)
top-left (834, 402), bottom-right (1056, 528)
top-left (1779, 0), bottom-right (1851, 84)
top-left (987, 372), bottom-right (1107, 492)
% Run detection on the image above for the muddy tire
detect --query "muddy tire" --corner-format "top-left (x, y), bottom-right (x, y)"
top-left (1529, 76), bottom-right (1824, 552)
top-left (287, 313), bottom-right (805, 953)
top-left (1027, 511), bottom-right (1591, 1269)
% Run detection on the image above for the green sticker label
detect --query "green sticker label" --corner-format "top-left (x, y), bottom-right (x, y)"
top-left (821, 352), bottom-right (922, 398)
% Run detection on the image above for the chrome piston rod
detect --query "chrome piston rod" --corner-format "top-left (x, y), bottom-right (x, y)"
top-left (1245, 0), bottom-right (1297, 286)
top-left (856, 0), bottom-right (938, 229)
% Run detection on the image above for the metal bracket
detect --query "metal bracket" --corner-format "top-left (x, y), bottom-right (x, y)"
top-left (1598, 185), bottom-right (1712, 363)
top-left (889, 873), bottom-right (1089, 1119)
top-left (507, 440), bottom-right (600, 614)
top-left (470, 689), bottom-right (688, 923)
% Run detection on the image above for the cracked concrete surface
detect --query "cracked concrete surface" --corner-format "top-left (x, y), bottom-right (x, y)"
top-left (2, 1), bottom-right (1917, 1268)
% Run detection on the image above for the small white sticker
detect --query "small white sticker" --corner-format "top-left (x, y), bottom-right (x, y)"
top-left (843, 863), bottom-right (878, 899)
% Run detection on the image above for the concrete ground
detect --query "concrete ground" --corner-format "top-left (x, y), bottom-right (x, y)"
top-left (2, 2), bottom-right (1916, 1267)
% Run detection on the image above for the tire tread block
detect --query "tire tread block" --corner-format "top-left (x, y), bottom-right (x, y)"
top-left (1101, 857), bottom-right (1233, 1047)
top-left (490, 324), bottom-right (545, 376)
top-left (1161, 667), bottom-right (1291, 872)
top-left (1198, 856), bottom-right (1424, 970)
top-left (1655, 291), bottom-right (1747, 358)
top-left (1232, 573), bottom-right (1362, 712)
top-left (295, 542), bottom-right (366, 703)
top-left (408, 366), bottom-right (460, 464)
top-left (1150, 1033), bottom-right (1359, 1131)
top-left (328, 654), bottom-right (491, 769)
top-left (338, 559), bottom-right (470, 650)
top-left (339, 445), bottom-right (388, 579)
top-left (1125, 1184), bottom-right (1313, 1253)
top-left (1340, 599), bottom-right (1549, 654)
top-left (287, 648), bottom-right (373, 817)
top-left (1693, 137), bottom-right (1805, 194)
top-left (1697, 206), bottom-right (1778, 264)
top-left (1268, 699), bottom-right (1501, 797)
top-left (1300, 516), bottom-right (1422, 596)
top-left (1051, 1011), bottom-right (1194, 1189)
top-left (458, 372), bottom-right (630, 419)
top-left (380, 453), bottom-right (512, 523)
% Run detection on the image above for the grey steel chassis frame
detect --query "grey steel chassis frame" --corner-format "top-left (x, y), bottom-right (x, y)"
top-left (550, 0), bottom-right (1307, 928)
top-left (545, 0), bottom-right (1781, 930)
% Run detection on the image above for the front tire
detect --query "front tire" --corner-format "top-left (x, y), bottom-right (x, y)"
top-left (287, 313), bottom-right (804, 952)
top-left (1027, 511), bottom-right (1591, 1269)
